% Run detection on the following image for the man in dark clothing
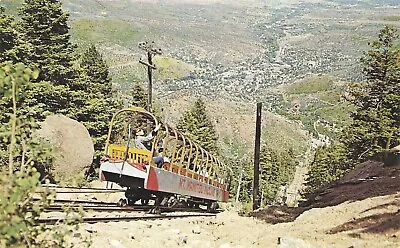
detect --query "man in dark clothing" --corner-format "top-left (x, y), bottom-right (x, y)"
top-left (134, 124), bottom-right (161, 151)
top-left (153, 147), bottom-right (165, 168)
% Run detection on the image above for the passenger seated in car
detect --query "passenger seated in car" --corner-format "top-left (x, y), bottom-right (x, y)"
top-left (153, 147), bottom-right (170, 168)
top-left (134, 124), bottom-right (161, 151)
top-left (153, 147), bottom-right (164, 168)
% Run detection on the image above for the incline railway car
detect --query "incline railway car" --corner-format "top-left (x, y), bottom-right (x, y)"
top-left (99, 107), bottom-right (229, 211)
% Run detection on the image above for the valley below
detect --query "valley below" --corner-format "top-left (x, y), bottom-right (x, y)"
top-left (57, 0), bottom-right (400, 146)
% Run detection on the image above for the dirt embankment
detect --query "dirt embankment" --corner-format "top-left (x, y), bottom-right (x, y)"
top-left (63, 159), bottom-right (400, 248)
top-left (64, 153), bottom-right (400, 247)
top-left (251, 159), bottom-right (400, 237)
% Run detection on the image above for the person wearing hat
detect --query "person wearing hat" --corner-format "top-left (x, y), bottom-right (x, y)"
top-left (134, 123), bottom-right (161, 151)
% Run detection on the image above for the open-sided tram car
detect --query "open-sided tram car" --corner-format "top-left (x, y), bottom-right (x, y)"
top-left (99, 107), bottom-right (229, 211)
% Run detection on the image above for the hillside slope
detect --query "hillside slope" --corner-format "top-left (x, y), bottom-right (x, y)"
top-left (74, 176), bottom-right (399, 247)
top-left (251, 158), bottom-right (400, 240)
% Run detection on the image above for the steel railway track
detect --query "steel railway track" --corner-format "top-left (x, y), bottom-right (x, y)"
top-left (44, 204), bottom-right (214, 213)
top-left (36, 186), bottom-right (221, 225)
top-left (39, 212), bottom-right (217, 225)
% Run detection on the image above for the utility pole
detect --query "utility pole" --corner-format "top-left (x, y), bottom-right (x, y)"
top-left (253, 102), bottom-right (262, 210)
top-left (138, 41), bottom-right (162, 111)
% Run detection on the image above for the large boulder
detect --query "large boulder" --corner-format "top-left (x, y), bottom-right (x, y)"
top-left (36, 115), bottom-right (94, 183)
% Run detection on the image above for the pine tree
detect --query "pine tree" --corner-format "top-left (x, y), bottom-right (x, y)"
top-left (280, 147), bottom-right (296, 183)
top-left (343, 25), bottom-right (400, 162)
top-left (130, 81), bottom-right (147, 108)
top-left (259, 145), bottom-right (296, 204)
top-left (305, 143), bottom-right (350, 192)
top-left (79, 44), bottom-right (111, 94)
top-left (177, 98), bottom-right (218, 154)
top-left (304, 26), bottom-right (400, 193)
top-left (4, 0), bottom-right (79, 117)
top-left (0, 6), bottom-right (17, 63)
top-left (0, 2), bottom-right (70, 126)
top-left (15, 0), bottom-right (77, 88)
top-left (75, 44), bottom-right (120, 163)
top-left (235, 154), bottom-right (253, 203)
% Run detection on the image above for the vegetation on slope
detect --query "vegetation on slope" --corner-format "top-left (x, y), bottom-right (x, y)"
top-left (0, 0), bottom-right (119, 179)
top-left (305, 25), bottom-right (400, 192)
top-left (71, 18), bottom-right (140, 46)
top-left (277, 75), bottom-right (354, 139)
top-left (0, 62), bottom-right (89, 247)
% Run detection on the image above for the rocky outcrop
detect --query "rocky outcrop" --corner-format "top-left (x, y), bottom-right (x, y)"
top-left (36, 115), bottom-right (94, 184)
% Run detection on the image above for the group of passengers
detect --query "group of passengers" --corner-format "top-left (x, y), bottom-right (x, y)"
top-left (134, 123), bottom-right (223, 184)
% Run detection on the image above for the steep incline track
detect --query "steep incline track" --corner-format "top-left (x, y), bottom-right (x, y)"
top-left (38, 213), bottom-right (217, 225)
top-left (36, 185), bottom-right (220, 225)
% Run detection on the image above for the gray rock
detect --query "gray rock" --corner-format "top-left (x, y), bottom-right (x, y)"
top-left (277, 236), bottom-right (314, 248)
top-left (168, 228), bottom-right (181, 235)
top-left (192, 226), bottom-right (201, 234)
top-left (109, 239), bottom-right (125, 248)
top-left (177, 235), bottom-right (188, 245)
top-left (85, 227), bottom-right (97, 233)
top-left (219, 243), bottom-right (231, 248)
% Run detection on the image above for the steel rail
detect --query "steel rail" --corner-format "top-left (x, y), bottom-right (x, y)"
top-left (44, 204), bottom-right (219, 213)
top-left (38, 213), bottom-right (217, 225)
top-left (33, 198), bottom-right (117, 206)
top-left (44, 205), bottom-right (151, 212)
top-left (37, 186), bottom-right (126, 194)
top-left (42, 190), bottom-right (124, 194)
top-left (41, 184), bottom-right (125, 190)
